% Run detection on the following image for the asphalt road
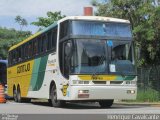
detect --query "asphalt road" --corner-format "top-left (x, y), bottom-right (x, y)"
top-left (1, 101), bottom-right (160, 120)
top-left (0, 100), bottom-right (160, 114)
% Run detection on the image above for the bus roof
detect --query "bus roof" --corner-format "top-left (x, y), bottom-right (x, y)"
top-left (58, 16), bottom-right (130, 24)
top-left (9, 16), bottom-right (130, 51)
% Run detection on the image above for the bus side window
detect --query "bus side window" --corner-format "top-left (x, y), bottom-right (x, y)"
top-left (11, 51), bottom-right (14, 65)
top-left (28, 41), bottom-right (33, 58)
top-left (15, 49), bottom-right (18, 63)
top-left (33, 39), bottom-right (38, 56)
top-left (9, 52), bottom-right (12, 66)
top-left (47, 31), bottom-right (52, 51)
top-left (38, 35), bottom-right (46, 53)
top-left (43, 35), bottom-right (47, 52)
top-left (11, 50), bottom-right (15, 64)
top-left (17, 47), bottom-right (22, 62)
top-left (51, 28), bottom-right (57, 51)
top-left (38, 37), bottom-right (41, 54)
top-left (60, 21), bottom-right (69, 39)
top-left (24, 43), bottom-right (28, 59)
top-left (21, 45), bottom-right (25, 60)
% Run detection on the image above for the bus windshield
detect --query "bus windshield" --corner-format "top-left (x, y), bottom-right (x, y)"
top-left (70, 39), bottom-right (135, 75)
top-left (71, 21), bottom-right (132, 38)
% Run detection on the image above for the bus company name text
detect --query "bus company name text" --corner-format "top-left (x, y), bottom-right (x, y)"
top-left (17, 63), bottom-right (30, 74)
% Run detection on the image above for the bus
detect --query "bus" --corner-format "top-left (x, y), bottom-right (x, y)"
top-left (0, 60), bottom-right (7, 86)
top-left (7, 16), bottom-right (137, 108)
top-left (0, 60), bottom-right (8, 98)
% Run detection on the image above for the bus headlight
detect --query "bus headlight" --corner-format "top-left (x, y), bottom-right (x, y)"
top-left (78, 90), bottom-right (89, 94)
top-left (127, 90), bottom-right (136, 94)
top-left (78, 90), bottom-right (89, 98)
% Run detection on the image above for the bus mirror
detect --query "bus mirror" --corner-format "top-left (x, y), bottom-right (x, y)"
top-left (65, 42), bottom-right (72, 56)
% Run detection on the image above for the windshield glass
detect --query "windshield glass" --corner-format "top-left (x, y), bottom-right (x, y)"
top-left (72, 21), bottom-right (132, 38)
top-left (107, 40), bottom-right (135, 75)
top-left (70, 39), bottom-right (135, 75)
top-left (71, 40), bottom-right (107, 74)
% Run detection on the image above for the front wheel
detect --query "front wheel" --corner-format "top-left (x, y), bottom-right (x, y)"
top-left (99, 100), bottom-right (114, 108)
top-left (50, 85), bottom-right (65, 107)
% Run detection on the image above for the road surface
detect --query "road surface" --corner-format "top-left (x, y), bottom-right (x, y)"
top-left (0, 100), bottom-right (160, 114)
top-left (0, 101), bottom-right (160, 120)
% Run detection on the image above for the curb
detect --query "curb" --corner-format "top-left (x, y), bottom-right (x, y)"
top-left (114, 102), bottom-right (160, 107)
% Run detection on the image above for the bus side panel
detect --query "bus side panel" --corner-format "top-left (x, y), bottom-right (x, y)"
top-left (7, 60), bottom-right (34, 97)
top-left (27, 53), bottom-right (62, 99)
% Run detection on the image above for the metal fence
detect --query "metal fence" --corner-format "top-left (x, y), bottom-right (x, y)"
top-left (137, 66), bottom-right (160, 100)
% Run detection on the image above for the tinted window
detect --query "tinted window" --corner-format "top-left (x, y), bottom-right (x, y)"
top-left (72, 21), bottom-right (132, 38)
top-left (47, 32), bottom-right (52, 50)
top-left (60, 20), bottom-right (69, 39)
top-left (33, 39), bottom-right (38, 55)
top-left (51, 28), bottom-right (57, 51)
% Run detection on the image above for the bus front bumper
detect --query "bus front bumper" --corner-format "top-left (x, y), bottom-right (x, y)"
top-left (68, 85), bottom-right (137, 100)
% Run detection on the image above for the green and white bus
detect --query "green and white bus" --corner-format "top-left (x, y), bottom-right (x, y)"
top-left (7, 16), bottom-right (137, 107)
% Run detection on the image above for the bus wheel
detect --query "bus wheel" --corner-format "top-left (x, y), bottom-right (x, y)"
top-left (17, 86), bottom-right (22, 103)
top-left (99, 100), bottom-right (114, 108)
top-left (50, 85), bottom-right (65, 107)
top-left (13, 86), bottom-right (17, 102)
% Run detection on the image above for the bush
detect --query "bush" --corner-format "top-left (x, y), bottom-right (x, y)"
top-left (136, 88), bottom-right (160, 102)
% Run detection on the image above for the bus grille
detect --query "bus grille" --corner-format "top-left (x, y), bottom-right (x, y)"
top-left (92, 81), bottom-right (106, 84)
top-left (110, 81), bottom-right (123, 85)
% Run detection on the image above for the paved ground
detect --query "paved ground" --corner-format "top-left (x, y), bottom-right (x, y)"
top-left (0, 100), bottom-right (160, 114)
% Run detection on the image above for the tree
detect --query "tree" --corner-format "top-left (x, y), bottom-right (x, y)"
top-left (0, 27), bottom-right (31, 59)
top-left (93, 0), bottom-right (160, 66)
top-left (31, 11), bottom-right (65, 29)
top-left (15, 16), bottom-right (28, 31)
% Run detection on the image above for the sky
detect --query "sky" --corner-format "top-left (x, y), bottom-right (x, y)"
top-left (0, 0), bottom-right (91, 33)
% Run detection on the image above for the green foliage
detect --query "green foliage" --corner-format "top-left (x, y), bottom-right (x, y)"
top-left (136, 88), bottom-right (160, 102)
top-left (31, 11), bottom-right (65, 29)
top-left (0, 27), bottom-right (31, 59)
top-left (15, 16), bottom-right (28, 31)
top-left (93, 0), bottom-right (160, 66)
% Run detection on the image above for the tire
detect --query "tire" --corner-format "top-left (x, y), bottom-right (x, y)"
top-left (17, 86), bottom-right (22, 103)
top-left (13, 86), bottom-right (18, 102)
top-left (17, 86), bottom-right (31, 103)
top-left (99, 100), bottom-right (114, 108)
top-left (50, 85), bottom-right (65, 107)
top-left (48, 99), bottom-right (52, 105)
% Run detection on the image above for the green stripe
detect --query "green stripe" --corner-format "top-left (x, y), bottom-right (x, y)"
top-left (123, 76), bottom-right (136, 80)
top-left (36, 55), bottom-right (48, 90)
top-left (115, 75), bottom-right (136, 81)
top-left (30, 58), bottom-right (41, 90)
top-left (30, 55), bottom-right (48, 91)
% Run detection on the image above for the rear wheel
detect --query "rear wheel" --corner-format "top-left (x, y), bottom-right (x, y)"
top-left (50, 85), bottom-right (65, 107)
top-left (13, 86), bottom-right (17, 102)
top-left (99, 100), bottom-right (114, 108)
top-left (17, 86), bottom-right (22, 103)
